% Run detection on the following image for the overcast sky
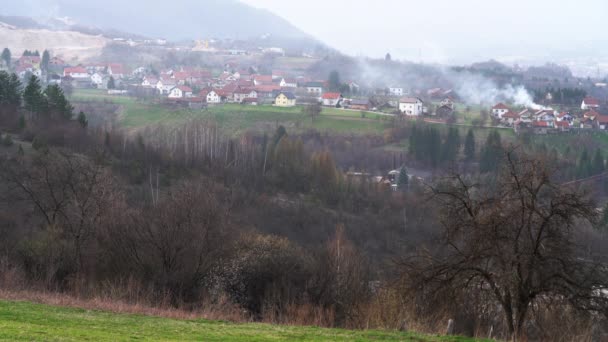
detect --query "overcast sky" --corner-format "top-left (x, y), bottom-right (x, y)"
top-left (241, 0), bottom-right (608, 64)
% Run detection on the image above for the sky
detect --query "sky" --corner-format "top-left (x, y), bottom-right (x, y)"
top-left (241, 0), bottom-right (608, 65)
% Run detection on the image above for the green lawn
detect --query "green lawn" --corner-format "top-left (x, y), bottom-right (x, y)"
top-left (0, 300), bottom-right (486, 342)
top-left (70, 90), bottom-right (388, 135)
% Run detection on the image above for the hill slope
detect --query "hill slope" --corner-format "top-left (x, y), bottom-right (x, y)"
top-left (1, 0), bottom-right (313, 42)
top-left (0, 22), bottom-right (109, 61)
top-left (0, 300), bottom-right (483, 341)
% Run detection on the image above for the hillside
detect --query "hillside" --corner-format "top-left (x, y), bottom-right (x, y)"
top-left (0, 300), bottom-right (481, 341)
top-left (1, 0), bottom-right (316, 44)
top-left (0, 22), bottom-right (109, 61)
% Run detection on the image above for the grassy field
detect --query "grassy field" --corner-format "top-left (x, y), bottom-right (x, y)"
top-left (0, 300), bottom-right (486, 342)
top-left (71, 89), bottom-right (388, 135)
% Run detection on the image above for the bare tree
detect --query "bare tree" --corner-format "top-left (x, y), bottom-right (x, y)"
top-left (302, 101), bottom-right (322, 124)
top-left (0, 150), bottom-right (118, 274)
top-left (399, 149), bottom-right (608, 339)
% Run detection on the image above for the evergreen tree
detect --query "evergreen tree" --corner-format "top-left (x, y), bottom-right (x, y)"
top-left (592, 148), bottom-right (604, 175)
top-left (397, 167), bottom-right (409, 190)
top-left (441, 127), bottom-right (461, 163)
top-left (428, 127), bottom-right (441, 168)
top-left (577, 149), bottom-right (591, 178)
top-left (464, 128), bottom-right (476, 161)
top-left (385, 53), bottom-right (392, 61)
top-left (45, 84), bottom-right (73, 120)
top-left (328, 70), bottom-right (340, 91)
top-left (1, 48), bottom-right (10, 68)
top-left (0, 71), bottom-right (22, 106)
top-left (41, 50), bottom-right (50, 71)
top-left (23, 75), bottom-right (46, 115)
top-left (77, 111), bottom-right (88, 128)
top-left (108, 76), bottom-right (116, 89)
top-left (480, 130), bottom-right (502, 173)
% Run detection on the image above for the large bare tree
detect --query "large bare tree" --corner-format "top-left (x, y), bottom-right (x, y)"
top-left (400, 149), bottom-right (608, 338)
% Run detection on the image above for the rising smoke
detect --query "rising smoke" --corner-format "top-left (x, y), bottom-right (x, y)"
top-left (356, 58), bottom-right (545, 109)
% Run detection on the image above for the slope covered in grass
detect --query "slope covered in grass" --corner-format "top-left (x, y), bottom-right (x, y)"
top-left (0, 300), bottom-right (486, 341)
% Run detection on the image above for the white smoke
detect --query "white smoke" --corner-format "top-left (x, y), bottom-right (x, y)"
top-left (354, 58), bottom-right (546, 110)
top-left (444, 69), bottom-right (546, 110)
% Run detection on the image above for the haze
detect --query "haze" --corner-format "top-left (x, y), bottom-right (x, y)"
top-left (242, 0), bottom-right (608, 64)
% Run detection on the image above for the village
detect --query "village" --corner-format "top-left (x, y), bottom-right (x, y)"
top-left (3, 46), bottom-right (608, 137)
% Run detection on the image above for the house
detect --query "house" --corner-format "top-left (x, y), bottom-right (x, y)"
top-left (157, 79), bottom-right (177, 95)
top-left (322, 93), bottom-right (343, 107)
top-left (304, 82), bottom-right (323, 94)
top-left (280, 78), bottom-right (297, 88)
top-left (107, 64), bottom-right (126, 78)
top-left (581, 97), bottom-right (600, 110)
top-left (492, 103), bottom-right (510, 119)
top-left (554, 120), bottom-right (571, 132)
top-left (598, 115), bottom-right (608, 130)
top-left (501, 111), bottom-right (520, 126)
top-left (168, 85), bottom-right (193, 98)
top-left (63, 67), bottom-right (89, 79)
top-left (274, 92), bottom-right (296, 107)
top-left (556, 112), bottom-right (574, 124)
top-left (399, 97), bottom-right (424, 116)
top-left (205, 90), bottom-right (221, 104)
top-left (253, 75), bottom-right (274, 86)
top-left (91, 73), bottom-right (105, 87)
top-left (234, 89), bottom-right (258, 103)
top-left (348, 81), bottom-right (360, 93)
top-left (532, 120), bottom-right (553, 134)
top-left (436, 104), bottom-right (455, 118)
top-left (141, 77), bottom-right (158, 87)
top-left (440, 97), bottom-right (455, 109)
top-left (242, 97), bottom-right (259, 106)
top-left (348, 99), bottom-right (370, 111)
top-left (388, 87), bottom-right (404, 96)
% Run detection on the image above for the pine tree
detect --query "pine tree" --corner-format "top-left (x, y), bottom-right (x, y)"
top-left (328, 70), bottom-right (340, 91)
top-left (397, 167), bottom-right (409, 190)
top-left (578, 149), bottom-right (591, 178)
top-left (108, 76), bottom-right (116, 89)
top-left (41, 50), bottom-right (50, 71)
top-left (464, 128), bottom-right (476, 161)
top-left (0, 71), bottom-right (22, 106)
top-left (1, 48), bottom-right (10, 68)
top-left (385, 53), bottom-right (392, 61)
top-left (442, 127), bottom-right (461, 163)
top-left (23, 75), bottom-right (46, 115)
top-left (592, 148), bottom-right (604, 175)
top-left (77, 111), bottom-right (88, 128)
top-left (480, 130), bottom-right (502, 173)
top-left (45, 84), bottom-right (73, 120)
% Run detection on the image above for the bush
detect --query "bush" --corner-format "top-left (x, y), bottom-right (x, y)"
top-left (2, 134), bottom-right (13, 147)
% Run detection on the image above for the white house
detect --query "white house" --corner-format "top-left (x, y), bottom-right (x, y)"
top-left (168, 86), bottom-right (193, 98)
top-left (389, 87), bottom-right (404, 96)
top-left (91, 73), bottom-right (105, 86)
top-left (280, 78), bottom-right (297, 88)
top-left (157, 80), bottom-right (177, 95)
top-left (492, 103), bottom-right (510, 119)
top-left (322, 93), bottom-right (343, 107)
top-left (581, 97), bottom-right (600, 110)
top-left (141, 77), bottom-right (158, 87)
top-left (63, 67), bottom-right (89, 79)
top-left (234, 89), bottom-right (258, 103)
top-left (206, 90), bottom-right (221, 104)
top-left (399, 97), bottom-right (424, 116)
top-left (305, 82), bottom-right (323, 94)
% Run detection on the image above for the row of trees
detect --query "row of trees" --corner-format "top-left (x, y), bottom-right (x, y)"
top-left (408, 125), bottom-right (478, 168)
top-left (1, 48), bottom-right (51, 72)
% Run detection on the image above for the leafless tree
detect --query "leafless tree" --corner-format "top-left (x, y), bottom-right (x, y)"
top-left (399, 149), bottom-right (608, 339)
top-left (0, 150), bottom-right (118, 274)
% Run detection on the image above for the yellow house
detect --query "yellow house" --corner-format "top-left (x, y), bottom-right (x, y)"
top-left (274, 92), bottom-right (296, 107)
